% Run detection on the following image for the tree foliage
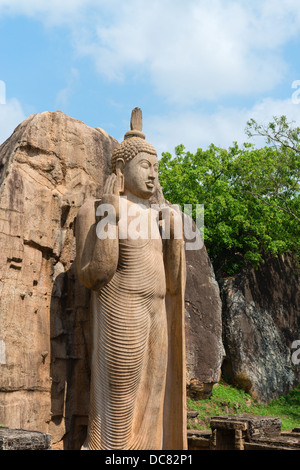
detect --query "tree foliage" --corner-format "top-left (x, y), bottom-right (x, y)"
top-left (158, 116), bottom-right (300, 277)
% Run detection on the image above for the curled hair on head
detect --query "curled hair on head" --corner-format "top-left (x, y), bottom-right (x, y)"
top-left (110, 107), bottom-right (157, 174)
top-left (111, 137), bottom-right (157, 174)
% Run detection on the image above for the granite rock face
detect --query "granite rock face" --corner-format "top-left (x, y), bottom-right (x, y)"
top-left (185, 244), bottom-right (224, 399)
top-left (0, 111), bottom-right (223, 448)
top-left (220, 254), bottom-right (300, 402)
top-left (0, 111), bottom-right (118, 448)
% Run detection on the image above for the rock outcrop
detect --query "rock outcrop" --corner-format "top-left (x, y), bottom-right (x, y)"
top-left (0, 111), bottom-right (118, 448)
top-left (0, 111), bottom-right (223, 449)
top-left (185, 247), bottom-right (224, 399)
top-left (220, 254), bottom-right (300, 402)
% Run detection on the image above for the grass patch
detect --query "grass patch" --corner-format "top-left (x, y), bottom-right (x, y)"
top-left (187, 380), bottom-right (300, 432)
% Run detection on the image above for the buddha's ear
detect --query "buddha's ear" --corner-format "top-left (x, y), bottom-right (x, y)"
top-left (115, 158), bottom-right (125, 172)
top-left (115, 158), bottom-right (125, 193)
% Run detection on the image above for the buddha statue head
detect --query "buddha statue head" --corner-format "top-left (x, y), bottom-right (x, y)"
top-left (111, 108), bottom-right (159, 200)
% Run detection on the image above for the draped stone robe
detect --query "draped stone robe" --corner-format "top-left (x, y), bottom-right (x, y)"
top-left (76, 197), bottom-right (187, 450)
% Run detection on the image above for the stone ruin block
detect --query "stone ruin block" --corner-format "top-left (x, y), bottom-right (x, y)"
top-left (0, 427), bottom-right (51, 450)
top-left (210, 414), bottom-right (282, 450)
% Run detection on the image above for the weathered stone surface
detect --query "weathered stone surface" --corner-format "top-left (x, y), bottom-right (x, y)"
top-left (0, 427), bottom-right (51, 450)
top-left (210, 414), bottom-right (282, 439)
top-left (185, 244), bottom-right (224, 398)
top-left (187, 429), bottom-right (211, 450)
top-left (220, 253), bottom-right (300, 402)
top-left (187, 416), bottom-right (300, 451)
top-left (210, 414), bottom-right (282, 450)
top-left (0, 110), bottom-right (223, 449)
top-left (244, 436), bottom-right (300, 450)
top-left (0, 111), bottom-right (118, 447)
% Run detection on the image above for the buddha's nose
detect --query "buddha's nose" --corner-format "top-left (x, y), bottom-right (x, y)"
top-left (148, 166), bottom-right (155, 178)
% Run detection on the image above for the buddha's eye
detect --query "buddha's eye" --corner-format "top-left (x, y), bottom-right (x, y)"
top-left (140, 161), bottom-right (150, 169)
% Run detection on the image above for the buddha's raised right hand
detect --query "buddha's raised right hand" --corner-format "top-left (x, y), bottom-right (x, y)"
top-left (99, 173), bottom-right (120, 222)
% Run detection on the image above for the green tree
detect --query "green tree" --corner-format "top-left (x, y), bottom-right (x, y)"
top-left (245, 116), bottom-right (300, 224)
top-left (159, 117), bottom-right (300, 277)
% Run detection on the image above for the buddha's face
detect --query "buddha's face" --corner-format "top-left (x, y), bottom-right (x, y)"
top-left (122, 152), bottom-right (158, 200)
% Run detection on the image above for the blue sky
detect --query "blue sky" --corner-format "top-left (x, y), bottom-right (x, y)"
top-left (1, 0), bottom-right (300, 156)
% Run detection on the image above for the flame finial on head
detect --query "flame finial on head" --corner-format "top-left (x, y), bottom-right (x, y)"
top-left (124, 107), bottom-right (146, 140)
top-left (111, 107), bottom-right (156, 173)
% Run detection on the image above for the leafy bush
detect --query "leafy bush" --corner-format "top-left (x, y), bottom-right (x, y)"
top-left (159, 116), bottom-right (300, 277)
top-left (187, 382), bottom-right (300, 431)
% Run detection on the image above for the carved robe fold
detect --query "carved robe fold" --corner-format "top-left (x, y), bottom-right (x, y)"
top-left (76, 198), bottom-right (187, 450)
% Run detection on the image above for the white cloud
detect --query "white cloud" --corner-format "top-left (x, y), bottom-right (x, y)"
top-left (1, 0), bottom-right (300, 151)
top-left (0, 98), bottom-right (26, 145)
top-left (72, 0), bottom-right (300, 104)
top-left (145, 97), bottom-right (300, 155)
top-left (2, 1), bottom-right (300, 104)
